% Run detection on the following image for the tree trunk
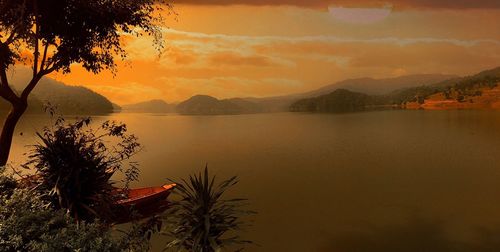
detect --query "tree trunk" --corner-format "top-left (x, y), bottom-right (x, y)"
top-left (0, 102), bottom-right (27, 166)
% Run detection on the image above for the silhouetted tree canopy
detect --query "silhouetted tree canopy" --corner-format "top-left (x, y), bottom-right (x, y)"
top-left (0, 0), bottom-right (171, 165)
top-left (0, 0), bottom-right (167, 74)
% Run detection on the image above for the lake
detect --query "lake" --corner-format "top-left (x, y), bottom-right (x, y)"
top-left (5, 110), bottom-right (500, 251)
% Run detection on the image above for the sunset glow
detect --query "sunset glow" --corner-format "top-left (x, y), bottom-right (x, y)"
top-left (47, 3), bottom-right (500, 105)
top-left (2, 1), bottom-right (500, 251)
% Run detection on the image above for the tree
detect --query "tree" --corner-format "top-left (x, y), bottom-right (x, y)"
top-left (0, 0), bottom-right (169, 165)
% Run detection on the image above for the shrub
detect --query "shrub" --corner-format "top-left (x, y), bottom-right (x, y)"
top-left (163, 167), bottom-right (254, 252)
top-left (23, 115), bottom-right (141, 222)
top-left (0, 166), bottom-right (153, 252)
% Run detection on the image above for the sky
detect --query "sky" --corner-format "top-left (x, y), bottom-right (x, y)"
top-left (48, 0), bottom-right (500, 104)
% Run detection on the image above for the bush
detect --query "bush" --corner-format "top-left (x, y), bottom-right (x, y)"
top-left (23, 115), bottom-right (141, 222)
top-left (163, 167), bottom-right (254, 252)
top-left (0, 166), bottom-right (152, 252)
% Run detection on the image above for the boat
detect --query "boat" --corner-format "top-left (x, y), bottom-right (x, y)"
top-left (111, 184), bottom-right (176, 223)
top-left (17, 175), bottom-right (176, 223)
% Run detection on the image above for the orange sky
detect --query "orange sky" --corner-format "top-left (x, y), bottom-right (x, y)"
top-left (47, 2), bottom-right (500, 104)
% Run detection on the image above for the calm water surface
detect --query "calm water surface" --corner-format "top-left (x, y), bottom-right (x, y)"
top-left (5, 110), bottom-right (500, 251)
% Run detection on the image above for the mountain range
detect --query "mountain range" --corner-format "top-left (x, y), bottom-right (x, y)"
top-left (290, 67), bottom-right (500, 113)
top-left (121, 99), bottom-right (175, 113)
top-left (119, 73), bottom-right (458, 115)
top-left (2, 67), bottom-right (498, 116)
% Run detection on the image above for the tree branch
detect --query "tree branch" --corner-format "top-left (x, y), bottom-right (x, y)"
top-left (0, 66), bottom-right (21, 104)
top-left (0, 66), bottom-right (7, 88)
top-left (20, 73), bottom-right (42, 101)
top-left (2, 31), bottom-right (17, 46)
top-left (41, 65), bottom-right (56, 75)
top-left (32, 0), bottom-right (40, 77)
top-left (40, 42), bottom-right (49, 71)
top-left (20, 65), bottom-right (56, 101)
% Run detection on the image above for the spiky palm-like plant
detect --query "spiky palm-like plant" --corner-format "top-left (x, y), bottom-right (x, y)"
top-left (164, 167), bottom-right (254, 252)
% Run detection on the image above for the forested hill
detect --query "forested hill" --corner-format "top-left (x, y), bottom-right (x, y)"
top-left (396, 67), bottom-right (500, 109)
top-left (290, 66), bottom-right (500, 113)
top-left (176, 95), bottom-right (263, 115)
top-left (238, 73), bottom-right (457, 112)
top-left (290, 89), bottom-right (387, 113)
top-left (0, 77), bottom-right (113, 115)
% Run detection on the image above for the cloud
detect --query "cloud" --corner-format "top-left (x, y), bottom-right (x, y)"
top-left (328, 6), bottom-right (392, 24)
top-left (155, 76), bottom-right (304, 100)
top-left (207, 52), bottom-right (295, 67)
top-left (208, 53), bottom-right (275, 66)
top-left (53, 26), bottom-right (500, 104)
top-left (163, 29), bottom-right (500, 47)
top-left (173, 0), bottom-right (500, 9)
top-left (123, 29), bottom-right (499, 102)
top-left (48, 21), bottom-right (500, 104)
top-left (125, 28), bottom-right (500, 73)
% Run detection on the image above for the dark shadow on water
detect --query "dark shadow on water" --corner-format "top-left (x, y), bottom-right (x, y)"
top-left (320, 217), bottom-right (500, 252)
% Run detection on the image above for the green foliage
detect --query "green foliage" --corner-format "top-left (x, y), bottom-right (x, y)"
top-left (23, 114), bottom-right (141, 222)
top-left (0, 165), bottom-right (16, 195)
top-left (0, 189), bottom-right (114, 251)
top-left (163, 167), bottom-right (254, 252)
top-left (0, 167), bottom-right (153, 252)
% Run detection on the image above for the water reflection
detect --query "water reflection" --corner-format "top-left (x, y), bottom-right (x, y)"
top-left (322, 215), bottom-right (500, 252)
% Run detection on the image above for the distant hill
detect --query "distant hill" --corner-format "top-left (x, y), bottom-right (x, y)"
top-left (304, 74), bottom-right (457, 96)
top-left (242, 74), bottom-right (456, 112)
top-left (1, 76), bottom-right (113, 115)
top-left (176, 95), bottom-right (263, 115)
top-left (396, 66), bottom-right (500, 109)
top-left (290, 89), bottom-right (370, 113)
top-left (240, 96), bottom-right (299, 113)
top-left (0, 95), bottom-right (44, 113)
top-left (30, 79), bottom-right (114, 114)
top-left (290, 89), bottom-right (389, 113)
top-left (290, 66), bottom-right (500, 113)
top-left (112, 103), bottom-right (122, 112)
top-left (226, 98), bottom-right (264, 114)
top-left (121, 99), bottom-right (175, 113)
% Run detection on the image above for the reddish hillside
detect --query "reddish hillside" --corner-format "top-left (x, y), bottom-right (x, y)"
top-left (404, 84), bottom-right (500, 110)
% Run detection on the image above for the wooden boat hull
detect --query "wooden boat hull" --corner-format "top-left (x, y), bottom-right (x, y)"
top-left (17, 175), bottom-right (176, 223)
top-left (111, 184), bottom-right (176, 223)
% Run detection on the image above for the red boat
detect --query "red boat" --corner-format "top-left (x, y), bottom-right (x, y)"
top-left (18, 175), bottom-right (176, 223)
top-left (111, 184), bottom-right (176, 223)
